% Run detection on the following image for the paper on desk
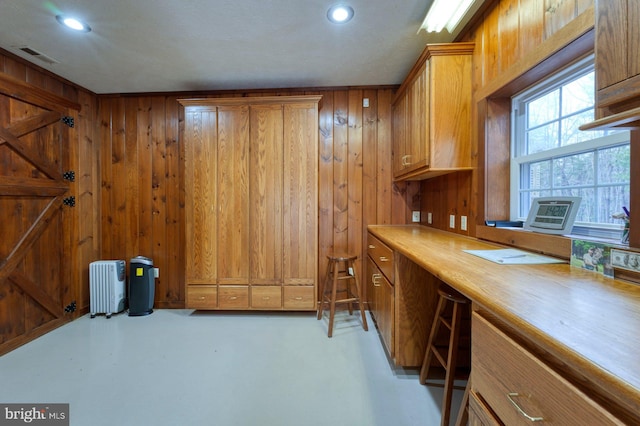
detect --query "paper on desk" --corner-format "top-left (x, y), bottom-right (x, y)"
top-left (463, 248), bottom-right (565, 265)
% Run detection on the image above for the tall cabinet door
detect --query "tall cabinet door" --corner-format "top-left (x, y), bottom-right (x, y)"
top-left (217, 105), bottom-right (250, 285)
top-left (250, 104), bottom-right (284, 285)
top-left (283, 102), bottom-right (318, 309)
top-left (184, 107), bottom-right (218, 285)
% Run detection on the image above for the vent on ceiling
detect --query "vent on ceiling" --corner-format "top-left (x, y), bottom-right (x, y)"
top-left (16, 46), bottom-right (59, 65)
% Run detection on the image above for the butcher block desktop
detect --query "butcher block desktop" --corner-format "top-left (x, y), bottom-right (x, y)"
top-left (367, 225), bottom-right (640, 424)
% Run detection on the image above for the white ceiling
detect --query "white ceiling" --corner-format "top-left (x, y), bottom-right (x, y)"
top-left (0, 0), bottom-right (481, 94)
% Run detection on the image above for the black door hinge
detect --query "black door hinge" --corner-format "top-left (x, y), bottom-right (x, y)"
top-left (64, 301), bottom-right (77, 313)
top-left (63, 171), bottom-right (75, 182)
top-left (61, 116), bottom-right (74, 128)
top-left (63, 196), bottom-right (75, 207)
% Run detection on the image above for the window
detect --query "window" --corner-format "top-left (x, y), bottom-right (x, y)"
top-left (511, 56), bottom-right (630, 238)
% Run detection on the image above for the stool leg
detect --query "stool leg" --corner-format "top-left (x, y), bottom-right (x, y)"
top-left (317, 258), bottom-right (332, 320)
top-left (420, 295), bottom-right (447, 384)
top-left (441, 301), bottom-right (464, 426)
top-left (345, 260), bottom-right (354, 315)
top-left (454, 380), bottom-right (470, 426)
top-left (351, 260), bottom-right (368, 332)
top-left (327, 260), bottom-right (340, 337)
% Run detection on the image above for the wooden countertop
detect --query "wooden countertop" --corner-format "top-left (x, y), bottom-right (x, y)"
top-left (368, 224), bottom-right (640, 418)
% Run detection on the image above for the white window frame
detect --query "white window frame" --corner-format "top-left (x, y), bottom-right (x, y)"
top-left (510, 55), bottom-right (630, 238)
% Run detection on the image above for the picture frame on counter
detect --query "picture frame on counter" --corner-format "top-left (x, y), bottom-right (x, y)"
top-left (570, 239), bottom-right (613, 278)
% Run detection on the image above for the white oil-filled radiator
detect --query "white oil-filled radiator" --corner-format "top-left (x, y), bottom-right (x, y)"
top-left (89, 260), bottom-right (126, 318)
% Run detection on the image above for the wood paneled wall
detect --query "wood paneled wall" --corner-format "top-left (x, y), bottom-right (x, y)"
top-left (98, 88), bottom-right (412, 307)
top-left (419, 0), bottom-right (594, 235)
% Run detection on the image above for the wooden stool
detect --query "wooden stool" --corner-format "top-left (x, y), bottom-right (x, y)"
top-left (420, 286), bottom-right (470, 426)
top-left (316, 253), bottom-right (368, 337)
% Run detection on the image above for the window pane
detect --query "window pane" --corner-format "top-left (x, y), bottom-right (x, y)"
top-left (598, 185), bottom-right (630, 223)
top-left (553, 153), bottom-right (594, 187)
top-left (527, 122), bottom-right (558, 154)
top-left (523, 161), bottom-right (551, 189)
top-left (528, 90), bottom-right (559, 128)
top-left (560, 110), bottom-right (596, 146)
top-left (553, 188), bottom-right (594, 222)
top-left (562, 72), bottom-right (594, 115)
top-left (598, 144), bottom-right (630, 184)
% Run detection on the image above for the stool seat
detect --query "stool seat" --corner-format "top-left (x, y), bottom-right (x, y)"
top-left (317, 253), bottom-right (368, 337)
top-left (438, 288), bottom-right (468, 304)
top-left (326, 253), bottom-right (358, 262)
top-left (421, 285), bottom-right (470, 426)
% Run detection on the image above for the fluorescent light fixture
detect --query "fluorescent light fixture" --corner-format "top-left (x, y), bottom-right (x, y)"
top-left (327, 5), bottom-right (354, 24)
top-left (56, 15), bottom-right (91, 32)
top-left (419, 0), bottom-right (474, 33)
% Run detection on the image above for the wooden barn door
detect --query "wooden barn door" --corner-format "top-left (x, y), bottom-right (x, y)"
top-left (0, 74), bottom-right (80, 354)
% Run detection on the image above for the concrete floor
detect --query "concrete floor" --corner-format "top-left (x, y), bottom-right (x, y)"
top-left (0, 309), bottom-right (464, 426)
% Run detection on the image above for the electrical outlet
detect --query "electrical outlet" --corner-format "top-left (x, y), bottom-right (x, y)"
top-left (449, 215), bottom-right (456, 229)
top-left (461, 216), bottom-right (468, 231)
top-left (412, 211), bottom-right (420, 222)
top-left (427, 212), bottom-right (432, 224)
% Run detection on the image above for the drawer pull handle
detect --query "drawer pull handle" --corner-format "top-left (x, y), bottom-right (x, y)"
top-left (198, 296), bottom-right (206, 300)
top-left (507, 393), bottom-right (544, 422)
top-left (262, 296), bottom-right (270, 300)
top-left (368, 244), bottom-right (376, 249)
top-left (294, 296), bottom-right (303, 300)
top-left (229, 296), bottom-right (238, 300)
top-left (379, 256), bottom-right (389, 262)
top-left (372, 273), bottom-right (382, 286)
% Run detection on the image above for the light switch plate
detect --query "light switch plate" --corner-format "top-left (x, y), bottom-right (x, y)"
top-left (461, 216), bottom-right (468, 231)
top-left (427, 212), bottom-right (432, 224)
top-left (449, 215), bottom-right (456, 229)
top-left (412, 211), bottom-right (420, 222)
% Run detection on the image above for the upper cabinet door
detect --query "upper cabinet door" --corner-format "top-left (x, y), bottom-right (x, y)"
top-left (593, 0), bottom-right (640, 122)
top-left (282, 101), bottom-right (319, 286)
top-left (249, 104), bottom-right (284, 285)
top-left (595, 0), bottom-right (629, 90)
top-left (184, 107), bottom-right (218, 284)
top-left (217, 105), bottom-right (250, 285)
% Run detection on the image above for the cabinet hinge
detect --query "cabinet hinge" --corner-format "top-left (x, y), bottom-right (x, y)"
top-left (63, 196), bottom-right (75, 207)
top-left (63, 171), bottom-right (75, 182)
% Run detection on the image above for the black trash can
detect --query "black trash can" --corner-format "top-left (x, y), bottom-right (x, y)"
top-left (128, 256), bottom-right (155, 316)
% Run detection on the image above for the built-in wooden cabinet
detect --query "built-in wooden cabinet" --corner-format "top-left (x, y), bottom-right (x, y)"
top-left (180, 96), bottom-right (321, 311)
top-left (366, 231), bottom-right (435, 366)
top-left (470, 311), bottom-right (625, 425)
top-left (366, 235), bottom-right (395, 357)
top-left (392, 43), bottom-right (474, 181)
top-left (585, 0), bottom-right (640, 128)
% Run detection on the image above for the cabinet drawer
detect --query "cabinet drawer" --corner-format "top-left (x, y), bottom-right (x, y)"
top-left (472, 313), bottom-right (624, 425)
top-left (187, 285), bottom-right (217, 309)
top-left (251, 286), bottom-right (282, 309)
top-left (218, 286), bottom-right (249, 309)
top-left (469, 391), bottom-right (501, 426)
top-left (283, 286), bottom-right (315, 310)
top-left (367, 233), bottom-right (394, 283)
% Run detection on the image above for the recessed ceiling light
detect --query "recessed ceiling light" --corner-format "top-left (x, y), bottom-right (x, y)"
top-left (56, 15), bottom-right (91, 32)
top-left (327, 5), bottom-right (354, 24)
